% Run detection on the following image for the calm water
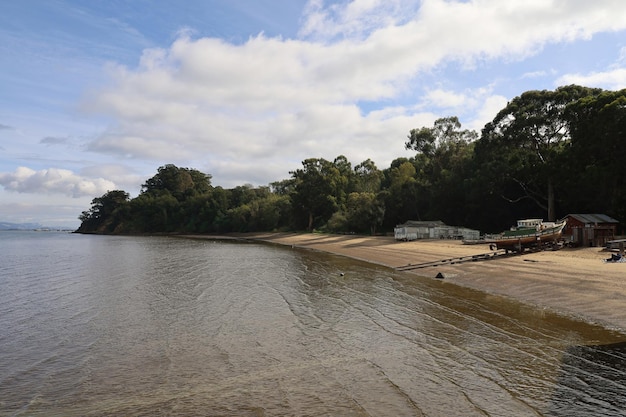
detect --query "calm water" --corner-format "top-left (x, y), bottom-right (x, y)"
top-left (1, 231), bottom-right (626, 416)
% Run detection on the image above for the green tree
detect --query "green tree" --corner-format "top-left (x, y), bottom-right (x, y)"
top-left (345, 192), bottom-right (385, 234)
top-left (405, 117), bottom-right (477, 224)
top-left (406, 116), bottom-right (477, 159)
top-left (270, 178), bottom-right (295, 195)
top-left (208, 187), bottom-right (233, 233)
top-left (381, 159), bottom-right (419, 228)
top-left (475, 86), bottom-right (601, 221)
top-left (354, 159), bottom-right (383, 193)
top-left (290, 158), bottom-right (345, 230)
top-left (566, 89), bottom-right (626, 220)
top-left (256, 193), bottom-right (292, 231)
top-left (142, 164), bottom-right (212, 201)
top-left (77, 190), bottom-right (129, 233)
top-left (128, 192), bottom-right (179, 233)
top-left (332, 155), bottom-right (353, 197)
top-left (225, 190), bottom-right (291, 232)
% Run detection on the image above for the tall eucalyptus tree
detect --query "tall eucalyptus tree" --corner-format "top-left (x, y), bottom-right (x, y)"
top-left (475, 86), bottom-right (601, 221)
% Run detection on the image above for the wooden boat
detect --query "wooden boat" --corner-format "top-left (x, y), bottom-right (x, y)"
top-left (493, 219), bottom-right (567, 252)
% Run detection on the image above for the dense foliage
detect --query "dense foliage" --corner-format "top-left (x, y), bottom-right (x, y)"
top-left (77, 86), bottom-right (626, 235)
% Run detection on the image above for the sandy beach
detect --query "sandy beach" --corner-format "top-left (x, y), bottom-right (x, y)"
top-left (238, 232), bottom-right (626, 333)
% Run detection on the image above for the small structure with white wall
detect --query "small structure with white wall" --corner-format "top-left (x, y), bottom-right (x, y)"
top-left (394, 220), bottom-right (480, 241)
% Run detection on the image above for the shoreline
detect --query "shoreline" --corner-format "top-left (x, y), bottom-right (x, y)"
top-left (218, 232), bottom-right (626, 333)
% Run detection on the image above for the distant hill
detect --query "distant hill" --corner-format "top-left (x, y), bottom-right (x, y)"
top-left (0, 221), bottom-right (44, 230)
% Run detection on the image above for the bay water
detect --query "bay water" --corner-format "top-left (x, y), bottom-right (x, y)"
top-left (1, 231), bottom-right (626, 416)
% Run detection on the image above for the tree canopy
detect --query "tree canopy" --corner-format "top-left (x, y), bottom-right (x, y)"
top-left (475, 86), bottom-right (602, 221)
top-left (77, 86), bottom-right (626, 236)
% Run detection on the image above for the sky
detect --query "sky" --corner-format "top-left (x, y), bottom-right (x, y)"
top-left (2, 0), bottom-right (626, 228)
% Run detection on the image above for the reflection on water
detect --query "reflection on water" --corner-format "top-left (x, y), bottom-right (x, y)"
top-left (549, 341), bottom-right (626, 416)
top-left (1, 231), bottom-right (625, 416)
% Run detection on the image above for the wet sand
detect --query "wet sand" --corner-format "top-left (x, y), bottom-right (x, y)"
top-left (240, 232), bottom-right (626, 333)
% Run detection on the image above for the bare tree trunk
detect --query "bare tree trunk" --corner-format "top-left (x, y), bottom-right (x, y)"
top-left (308, 211), bottom-right (314, 231)
top-left (547, 179), bottom-right (555, 222)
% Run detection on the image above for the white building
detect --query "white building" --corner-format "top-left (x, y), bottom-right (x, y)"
top-left (394, 220), bottom-right (480, 241)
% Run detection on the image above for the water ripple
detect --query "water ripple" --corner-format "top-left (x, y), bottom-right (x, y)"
top-left (1, 233), bottom-right (626, 416)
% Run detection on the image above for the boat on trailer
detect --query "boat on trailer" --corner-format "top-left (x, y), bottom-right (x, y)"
top-left (492, 218), bottom-right (567, 252)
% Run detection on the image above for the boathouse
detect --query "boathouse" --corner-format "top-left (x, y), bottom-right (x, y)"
top-left (562, 213), bottom-right (619, 247)
top-left (394, 220), bottom-right (480, 241)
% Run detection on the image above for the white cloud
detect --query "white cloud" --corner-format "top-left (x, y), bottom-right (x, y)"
top-left (619, 46), bottom-right (626, 64)
top-left (466, 94), bottom-right (509, 132)
top-left (416, 86), bottom-right (507, 132)
top-left (0, 167), bottom-right (117, 198)
top-left (4, 0), bottom-right (626, 227)
top-left (555, 42), bottom-right (626, 90)
top-left (521, 70), bottom-right (549, 79)
top-left (78, 0), bottom-right (626, 187)
top-left (556, 67), bottom-right (626, 90)
top-left (299, 0), bottom-right (417, 41)
top-left (79, 164), bottom-right (145, 194)
top-left (424, 89), bottom-right (468, 108)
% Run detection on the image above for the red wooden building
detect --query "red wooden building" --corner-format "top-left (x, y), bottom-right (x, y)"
top-left (562, 213), bottom-right (619, 247)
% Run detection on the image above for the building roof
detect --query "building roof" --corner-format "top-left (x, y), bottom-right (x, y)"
top-left (396, 220), bottom-right (445, 228)
top-left (565, 213), bottom-right (619, 224)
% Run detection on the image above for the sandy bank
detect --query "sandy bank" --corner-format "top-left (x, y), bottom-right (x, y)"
top-left (236, 232), bottom-right (626, 333)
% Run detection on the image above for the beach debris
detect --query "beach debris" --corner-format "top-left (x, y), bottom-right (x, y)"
top-left (605, 253), bottom-right (625, 263)
top-left (435, 272), bottom-right (446, 279)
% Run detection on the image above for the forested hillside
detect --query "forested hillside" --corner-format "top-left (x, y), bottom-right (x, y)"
top-left (76, 85), bottom-right (626, 235)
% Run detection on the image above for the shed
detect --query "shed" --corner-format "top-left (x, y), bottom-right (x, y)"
top-left (394, 220), bottom-right (480, 241)
top-left (394, 220), bottom-right (444, 241)
top-left (562, 214), bottom-right (619, 247)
